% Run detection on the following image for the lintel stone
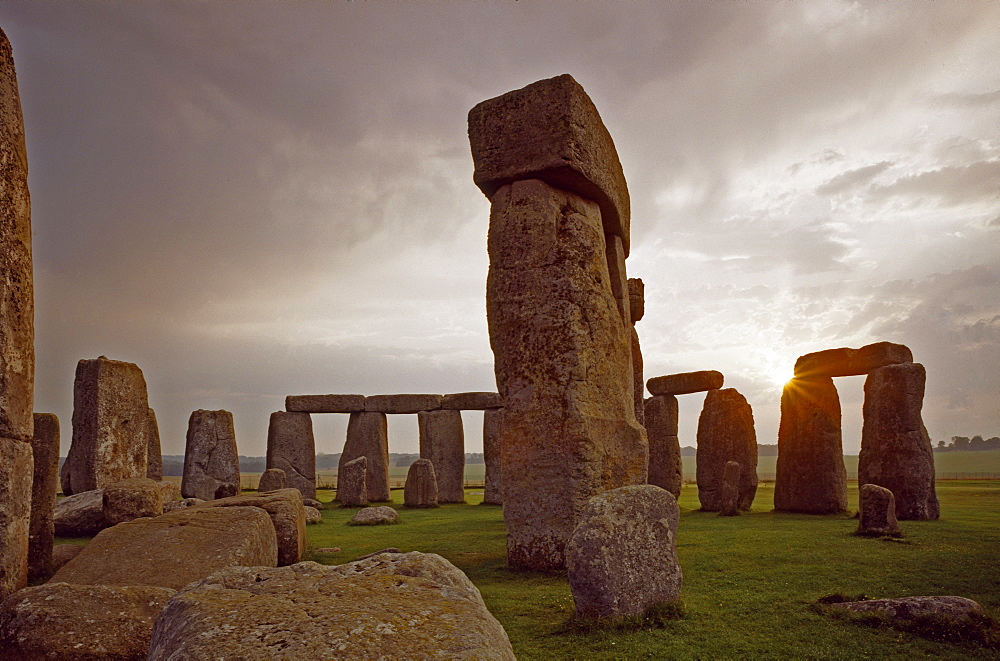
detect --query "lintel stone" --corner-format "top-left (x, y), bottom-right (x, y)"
top-left (793, 341), bottom-right (913, 379)
top-left (441, 392), bottom-right (502, 410)
top-left (365, 394), bottom-right (443, 414)
top-left (285, 394), bottom-right (365, 413)
top-left (646, 370), bottom-right (724, 397)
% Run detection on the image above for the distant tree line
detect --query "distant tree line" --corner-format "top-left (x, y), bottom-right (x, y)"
top-left (934, 435), bottom-right (1000, 453)
top-left (681, 444), bottom-right (778, 457)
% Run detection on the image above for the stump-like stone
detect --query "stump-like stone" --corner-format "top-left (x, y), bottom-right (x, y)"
top-left (102, 477), bottom-right (164, 526)
top-left (566, 485), bottom-right (682, 620)
top-left (265, 411), bottom-right (316, 499)
top-left (53, 489), bottom-right (107, 537)
top-left (719, 461), bottom-right (741, 517)
top-left (156, 480), bottom-right (180, 507)
top-left (827, 596), bottom-right (985, 628)
top-left (859, 363), bottom-right (939, 520)
top-left (181, 409), bottom-right (240, 501)
top-left (0, 437), bottom-right (31, 598)
top-left (257, 467), bottom-right (286, 492)
top-left (482, 408), bottom-right (502, 505)
top-left (28, 413), bottom-right (58, 581)
top-left (197, 488), bottom-right (306, 566)
top-left (285, 393), bottom-right (365, 413)
top-left (403, 458), bottom-right (438, 508)
top-left (65, 356), bottom-right (151, 494)
top-left (857, 483), bottom-right (900, 536)
top-left (304, 506), bottom-right (321, 524)
top-left (364, 393), bottom-right (443, 414)
top-left (350, 505), bottom-right (398, 526)
top-left (418, 409), bottom-right (466, 503)
top-left (774, 377), bottom-right (847, 514)
top-left (338, 456), bottom-right (368, 507)
top-left (146, 407), bottom-right (162, 481)
top-left (647, 370), bottom-right (724, 397)
top-left (341, 411), bottom-right (390, 501)
top-left (441, 391), bottom-right (503, 410)
top-left (794, 341), bottom-right (913, 379)
top-left (696, 388), bottom-right (757, 511)
top-left (645, 395), bottom-right (682, 499)
top-left (630, 326), bottom-right (644, 425)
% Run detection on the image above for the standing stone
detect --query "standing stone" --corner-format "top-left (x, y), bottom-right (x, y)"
top-left (146, 407), bottom-right (162, 481)
top-left (696, 388), bottom-right (757, 512)
top-left (482, 408), bottom-right (502, 505)
top-left (0, 437), bottom-right (31, 598)
top-left (58, 458), bottom-right (70, 496)
top-left (257, 468), bottom-right (286, 492)
top-left (719, 461), bottom-right (741, 517)
top-left (28, 414), bottom-right (58, 580)
top-left (181, 409), bottom-right (240, 501)
top-left (66, 356), bottom-right (150, 493)
top-left (857, 483), bottom-right (900, 536)
top-left (265, 411), bottom-right (316, 500)
top-left (859, 363), bottom-right (939, 520)
top-left (644, 395), bottom-right (682, 499)
top-left (403, 458), bottom-right (438, 508)
top-left (337, 456), bottom-right (368, 508)
top-left (340, 411), bottom-right (389, 502)
top-left (774, 377), bottom-right (847, 514)
top-left (628, 278), bottom-right (645, 425)
top-left (566, 485), bottom-right (682, 620)
top-left (418, 409), bottom-right (466, 504)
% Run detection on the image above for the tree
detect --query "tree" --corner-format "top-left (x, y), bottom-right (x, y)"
top-left (951, 436), bottom-right (971, 451)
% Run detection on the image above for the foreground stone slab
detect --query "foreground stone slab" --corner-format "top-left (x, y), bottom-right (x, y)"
top-left (793, 341), bottom-right (913, 379)
top-left (482, 409), bottom-right (503, 505)
top-left (644, 395), bottom-right (682, 498)
top-left (365, 393), bottom-right (443, 414)
top-left (181, 409), bottom-right (240, 500)
top-left (350, 506), bottom-right (398, 526)
top-left (197, 488), bottom-right (306, 567)
top-left (51, 506), bottom-right (277, 589)
top-left (441, 391), bottom-right (503, 410)
top-left (102, 477), bottom-right (163, 526)
top-left (859, 363), bottom-right (939, 520)
top-left (265, 411), bottom-right (316, 499)
top-left (418, 409), bottom-right (466, 503)
top-left (696, 388), bottom-right (757, 512)
top-left (337, 455), bottom-right (368, 507)
top-left (53, 489), bottom-right (107, 537)
top-left (857, 484), bottom-right (900, 536)
top-left (647, 370), bottom-right (724, 397)
top-left (341, 411), bottom-right (390, 501)
top-left (404, 458), bottom-right (438, 508)
top-left (285, 393), bottom-right (365, 413)
top-left (147, 553), bottom-right (515, 660)
top-left (256, 467), bottom-right (286, 491)
top-left (567, 485), bottom-right (682, 620)
top-left (0, 436), bottom-right (31, 598)
top-left (28, 413), bottom-right (58, 581)
top-left (827, 596), bottom-right (985, 628)
top-left (145, 407), bottom-right (162, 481)
top-left (0, 582), bottom-right (175, 660)
top-left (469, 73), bottom-right (631, 254)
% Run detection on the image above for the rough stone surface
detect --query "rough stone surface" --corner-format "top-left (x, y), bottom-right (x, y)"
top-left (719, 461), bottom-right (741, 517)
top-left (365, 393), bottom-right (444, 414)
top-left (350, 505), bottom-right (398, 526)
top-left (256, 467), bottom-right (286, 492)
top-left (198, 489), bottom-right (306, 567)
top-left (605, 233), bottom-right (631, 324)
top-left (828, 596), bottom-right (985, 627)
top-left (794, 341), bottom-right (913, 379)
top-left (162, 497), bottom-right (204, 513)
top-left (155, 479), bottom-right (180, 505)
top-left (696, 388), bottom-right (757, 511)
top-left (58, 457), bottom-right (70, 496)
top-left (65, 357), bottom-right (150, 494)
top-left (28, 413), bottom-right (58, 581)
top-left (404, 458), bottom-right (438, 508)
top-left (302, 497), bottom-right (323, 510)
top-left (482, 408), bottom-right (502, 505)
top-left (645, 395), bottom-right (682, 499)
top-left (341, 411), bottom-right (390, 501)
top-left (630, 325), bottom-right (644, 425)
top-left (285, 393), bottom-right (365, 413)
top-left (469, 73), bottom-right (631, 254)
top-left (774, 377), bottom-right (847, 514)
top-left (647, 370), bottom-right (724, 397)
top-left (0, 29), bottom-right (33, 444)
top-left (857, 483), bottom-right (900, 535)
top-left (181, 409), bottom-right (240, 501)
top-left (0, 582), bottom-right (175, 661)
top-left (859, 363), bottom-right (939, 520)
top-left (102, 477), bottom-right (163, 526)
top-left (418, 409), bottom-right (466, 503)
top-left (627, 277), bottom-right (644, 322)
top-left (486, 178), bottom-right (647, 570)
top-left (147, 553), bottom-right (515, 660)
top-left (304, 506), bottom-right (322, 524)
top-left (53, 489), bottom-right (107, 537)
top-left (50, 544), bottom-right (82, 571)
top-left (51, 506), bottom-right (277, 589)
top-left (337, 456), bottom-right (368, 507)
top-left (0, 436), bottom-right (31, 598)
top-left (566, 485), bottom-right (682, 620)
top-left (265, 411), bottom-right (316, 499)
top-left (145, 407), bottom-right (162, 481)
top-left (442, 391), bottom-right (503, 410)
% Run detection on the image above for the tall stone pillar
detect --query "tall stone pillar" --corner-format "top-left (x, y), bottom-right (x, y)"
top-left (696, 388), bottom-right (757, 511)
top-left (28, 413), bottom-right (58, 580)
top-left (181, 409), bottom-right (240, 500)
top-left (859, 362), bottom-right (938, 520)
top-left (645, 395), bottom-right (682, 498)
top-left (266, 411), bottom-right (317, 500)
top-left (146, 408), bottom-right (162, 481)
top-left (482, 408), bottom-right (502, 505)
top-left (628, 278), bottom-right (645, 426)
top-left (418, 409), bottom-right (465, 503)
top-left (469, 75), bottom-right (648, 570)
top-left (340, 411), bottom-right (389, 502)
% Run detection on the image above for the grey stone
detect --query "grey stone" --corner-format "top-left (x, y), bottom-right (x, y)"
top-left (302, 497), bottom-right (323, 510)
top-left (53, 489), bottom-right (107, 537)
top-left (794, 341), bottom-right (913, 379)
top-left (197, 488), bottom-right (306, 566)
top-left (102, 477), bottom-right (163, 526)
top-left (285, 393), bottom-right (365, 413)
top-left (647, 370), bottom-right (724, 397)
top-left (418, 409), bottom-right (466, 503)
top-left (350, 505), bottom-right (398, 526)
top-left (146, 407), bottom-right (162, 481)
top-left (645, 395), bottom-right (682, 499)
top-left (0, 437), bottom-right (31, 598)
top-left (441, 391), bottom-right (503, 410)
top-left (403, 458), bottom-right (438, 508)
top-left (696, 388), bottom-right (757, 511)
top-left (365, 393), bottom-right (443, 414)
top-left (337, 456), bottom-right (368, 507)
top-left (257, 467), bottom-right (286, 492)
top-left (857, 483), bottom-right (900, 536)
top-left (265, 411), bottom-right (316, 499)
top-left (828, 596), bottom-right (984, 628)
top-left (181, 409), bottom-right (240, 501)
top-left (341, 411), bottom-right (390, 501)
top-left (719, 461), bottom-right (741, 517)
top-left (28, 413), bottom-right (58, 581)
top-left (482, 408), bottom-right (502, 505)
top-left (304, 505), bottom-right (322, 524)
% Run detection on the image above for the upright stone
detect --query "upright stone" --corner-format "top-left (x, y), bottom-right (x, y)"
top-left (644, 395), bottom-right (682, 499)
top-left (418, 409), bottom-right (466, 503)
top-left (719, 461), bottom-right (741, 517)
top-left (181, 409), bottom-right (240, 501)
top-left (28, 413), bottom-right (58, 580)
top-left (628, 278), bottom-right (645, 425)
top-left (257, 468), bottom-right (286, 492)
top-left (482, 408), bottom-right (502, 505)
top-left (696, 388), bottom-right (757, 511)
top-left (773, 377), bottom-right (847, 514)
top-left (403, 458), bottom-right (438, 508)
top-left (265, 411), bottom-right (316, 500)
top-left (337, 456), bottom-right (368, 508)
top-left (340, 411), bottom-right (389, 502)
top-left (146, 407), bottom-right (162, 481)
top-left (0, 438), bottom-right (31, 598)
top-left (66, 356), bottom-right (150, 493)
top-left (857, 483), bottom-right (900, 536)
top-left (859, 363), bottom-right (939, 520)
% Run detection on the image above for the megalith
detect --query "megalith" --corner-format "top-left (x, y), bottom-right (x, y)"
top-left (340, 411), bottom-right (389, 502)
top-left (28, 413), bottom-right (58, 581)
top-left (793, 341), bottom-right (913, 379)
top-left (257, 467), bottom-right (286, 492)
top-left (146, 407), bottom-right (162, 481)
top-left (644, 395), bottom-right (682, 499)
top-left (628, 278), bottom-right (645, 425)
top-left (0, 438), bottom-right (32, 598)
top-left (647, 370), bottom-right (723, 397)
top-left (417, 409), bottom-right (465, 503)
top-left (470, 75), bottom-right (648, 570)
top-left (859, 362), bottom-right (939, 520)
top-left (265, 411), bottom-right (317, 500)
top-left (404, 458), bottom-right (438, 508)
top-left (482, 408), bottom-right (502, 505)
top-left (719, 461), bottom-right (741, 517)
top-left (696, 388), bottom-right (757, 511)
top-left (337, 456), bottom-right (368, 508)
top-left (773, 377), bottom-right (847, 514)
top-left (181, 409), bottom-right (240, 500)
top-left (856, 483), bottom-right (900, 536)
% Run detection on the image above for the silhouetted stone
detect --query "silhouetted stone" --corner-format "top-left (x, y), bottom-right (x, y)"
top-left (793, 341), bottom-right (913, 379)
top-left (181, 409), bottom-right (240, 501)
top-left (404, 458), bottom-right (438, 508)
top-left (0, 437), bottom-right (31, 598)
top-left (482, 408), bottom-right (502, 505)
top-left (103, 477), bottom-right (163, 526)
top-left (197, 488), bottom-right (306, 566)
top-left (350, 506), bottom-right (398, 526)
top-left (285, 393), bottom-right (365, 413)
top-left (696, 388), bottom-right (757, 511)
top-left (341, 411), bottom-right (390, 501)
top-left (365, 394), bottom-right (443, 414)
top-left (146, 407), bottom-right (162, 481)
top-left (719, 461), bottom-right (741, 517)
top-left (628, 278), bottom-right (644, 322)
top-left (647, 370), bottom-right (724, 397)
top-left (628, 278), bottom-right (645, 425)
top-left (645, 395), bottom-right (682, 499)
top-left (859, 363), bottom-right (939, 520)
top-left (257, 467), bottom-right (286, 492)
top-left (28, 413), bottom-right (58, 581)
top-left (265, 411), bottom-right (316, 499)
top-left (418, 409), bottom-right (465, 503)
top-left (441, 391), bottom-right (503, 410)
top-left (567, 485), bottom-right (681, 620)
top-left (337, 456), bottom-right (368, 507)
top-left (857, 484), bottom-right (900, 536)
top-left (774, 377), bottom-right (847, 514)
top-left (53, 489), bottom-right (107, 537)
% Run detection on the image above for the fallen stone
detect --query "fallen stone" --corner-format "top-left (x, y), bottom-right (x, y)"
top-left (256, 467), bottom-right (286, 492)
top-left (350, 506), bottom-right (398, 526)
top-left (304, 506), bottom-right (322, 524)
top-left (28, 413), bottom-right (59, 581)
top-left (857, 484), bottom-right (900, 536)
top-left (482, 409), bottom-right (503, 505)
top-left (567, 485), bottom-right (682, 620)
top-left (50, 544), bottom-right (82, 572)
top-left (302, 497), bottom-right (323, 510)
top-left (696, 388), bottom-right (758, 512)
top-left (265, 411), bottom-right (316, 499)
top-left (146, 553), bottom-right (515, 660)
top-left (162, 497), bottom-right (204, 513)
top-left (51, 506), bottom-right (277, 589)
top-left (53, 489), bottom-right (107, 537)
top-left (0, 436), bottom-right (32, 598)
top-left (418, 409), bottom-right (466, 503)
top-left (154, 479), bottom-right (180, 505)
top-left (181, 409), bottom-right (240, 501)
top-left (337, 455), bottom-right (368, 507)
top-left (441, 391), bottom-right (503, 410)
top-left (828, 596), bottom-right (985, 629)
top-left (364, 393), bottom-right (443, 414)
top-left (315, 547), bottom-right (341, 554)
top-left (197, 488), bottom-right (306, 566)
top-left (103, 477), bottom-right (163, 526)
top-left (647, 370), bottom-right (724, 397)
top-left (645, 395), bottom-right (682, 499)
top-left (794, 341), bottom-right (913, 379)
top-left (341, 411), bottom-right (390, 501)
top-left (719, 461), bottom-right (741, 517)
top-left (285, 393), bottom-right (366, 413)
top-left (355, 547), bottom-right (403, 561)
top-left (146, 407), bottom-right (162, 481)
top-left (404, 458), bottom-right (438, 508)
top-left (0, 582), bottom-right (175, 660)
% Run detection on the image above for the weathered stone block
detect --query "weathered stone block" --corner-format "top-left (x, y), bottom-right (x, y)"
top-left (418, 409), bottom-right (466, 503)
top-left (53, 489), bottom-right (107, 537)
top-left (337, 456), bottom-right (368, 507)
top-left (828, 596), bottom-right (985, 629)
top-left (441, 391), bottom-right (503, 410)
top-left (257, 467), bottom-right (286, 492)
top-left (341, 411), bottom-right (389, 501)
top-left (719, 461), bottom-right (741, 517)
top-left (0, 436), bottom-right (31, 598)
top-left (793, 341), bottom-right (913, 378)
top-left (155, 480), bottom-right (180, 506)
top-left (197, 488), bottom-right (306, 566)
top-left (265, 411), bottom-right (316, 500)
top-left (696, 388), bottom-right (757, 511)
top-left (50, 544), bottom-right (82, 572)
top-left (146, 407), bottom-right (162, 481)
top-left (404, 458), bottom-right (438, 508)
top-left (102, 477), bottom-right (163, 526)
top-left (627, 277), bottom-right (644, 322)
top-left (857, 483), bottom-right (900, 536)
top-left (644, 395), bottom-right (682, 499)
top-left (350, 505), bottom-right (398, 526)
top-left (181, 409), bottom-right (240, 500)
top-left (364, 393), bottom-right (443, 414)
top-left (606, 233), bottom-right (631, 324)
top-left (482, 408), bottom-right (502, 505)
top-left (630, 325), bottom-right (644, 425)
top-left (285, 393), bottom-right (366, 413)
top-left (647, 370), bottom-right (724, 397)
top-left (28, 413), bottom-right (58, 581)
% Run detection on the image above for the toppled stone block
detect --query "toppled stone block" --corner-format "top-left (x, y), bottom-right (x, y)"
top-left (404, 458), bottom-right (438, 508)
top-left (647, 370), bottom-right (724, 397)
top-left (28, 413), bottom-right (58, 581)
top-left (364, 393), bottom-right (443, 414)
top-left (103, 477), bottom-right (163, 526)
top-left (827, 596), bottom-right (985, 629)
top-left (53, 488), bottom-right (107, 537)
top-left (696, 388), bottom-right (757, 512)
top-left (341, 411), bottom-right (390, 501)
top-left (418, 409), bottom-right (466, 503)
top-left (257, 467), bottom-right (286, 492)
top-left (350, 505), bottom-right (398, 526)
top-left (857, 483), bottom-right (900, 536)
top-left (441, 391), bottom-right (503, 410)
top-left (793, 341), bottom-right (913, 379)
top-left (155, 479), bottom-right (180, 505)
top-left (337, 456), bottom-right (368, 508)
top-left (645, 395), bottom-right (682, 499)
top-left (285, 393), bottom-right (365, 413)
top-left (197, 488), bottom-right (306, 567)
top-left (181, 409), bottom-right (240, 501)
top-left (0, 436), bottom-right (32, 598)
top-left (265, 411), bottom-right (316, 499)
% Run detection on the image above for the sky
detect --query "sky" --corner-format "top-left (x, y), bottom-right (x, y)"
top-left (2, 1), bottom-right (998, 457)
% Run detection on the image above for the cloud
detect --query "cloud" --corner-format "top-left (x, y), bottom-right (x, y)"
top-left (815, 161), bottom-right (894, 196)
top-left (868, 161), bottom-right (1000, 206)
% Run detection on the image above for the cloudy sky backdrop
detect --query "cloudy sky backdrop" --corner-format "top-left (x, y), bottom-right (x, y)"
top-left (2, 1), bottom-right (998, 457)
